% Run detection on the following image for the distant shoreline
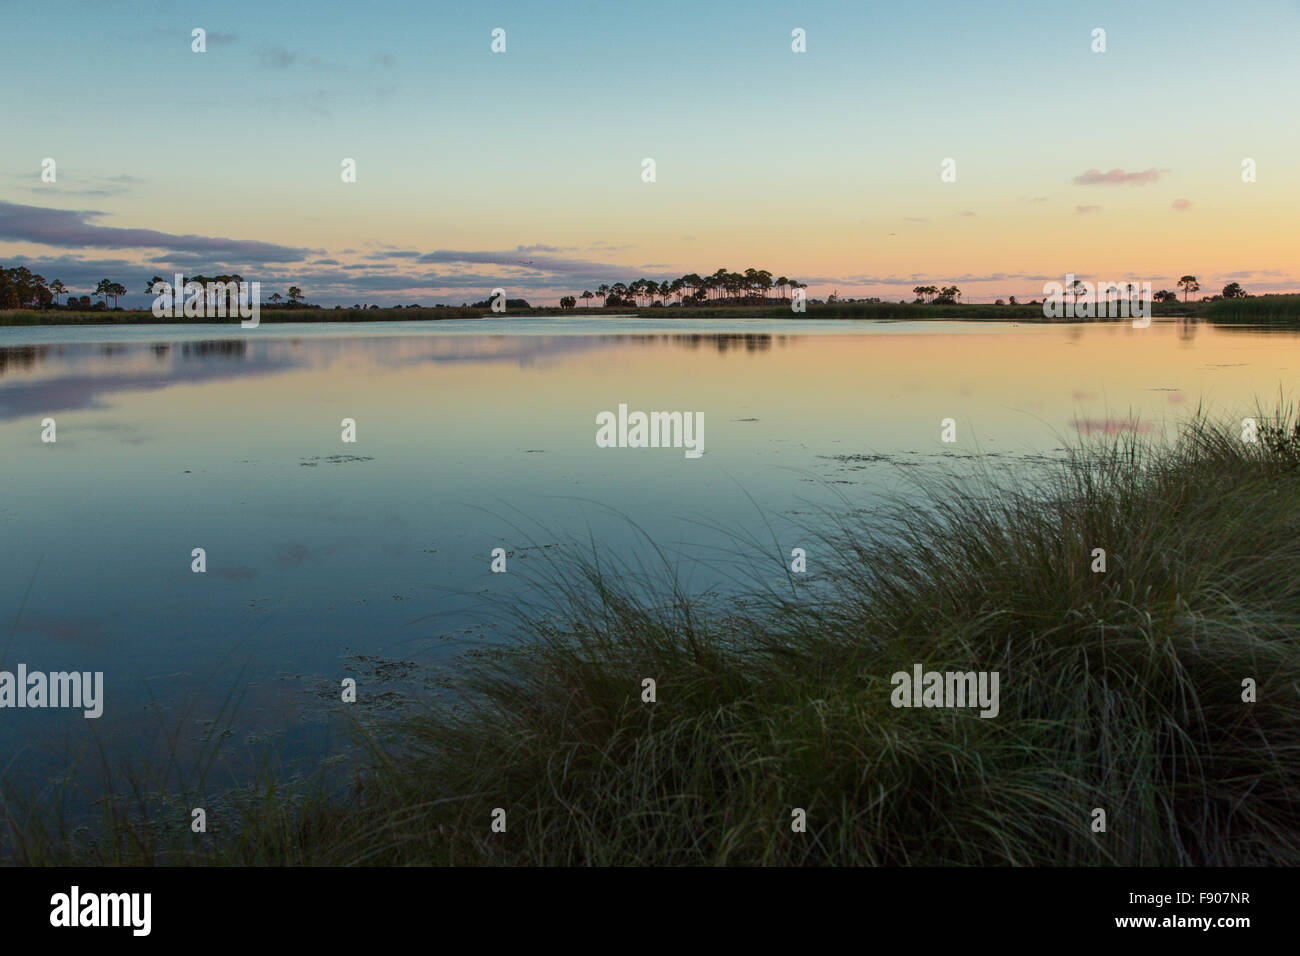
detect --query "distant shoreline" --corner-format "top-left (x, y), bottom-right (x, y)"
top-left (6, 298), bottom-right (1295, 327)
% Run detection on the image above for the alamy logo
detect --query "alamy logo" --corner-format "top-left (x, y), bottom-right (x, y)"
top-left (50, 886), bottom-right (150, 936)
top-left (1042, 273), bottom-right (1151, 324)
top-left (890, 664), bottom-right (1000, 718)
top-left (595, 404), bottom-right (704, 459)
top-left (151, 273), bottom-right (261, 328)
top-left (0, 665), bottom-right (103, 718)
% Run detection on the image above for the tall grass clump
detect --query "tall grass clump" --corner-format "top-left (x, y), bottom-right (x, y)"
top-left (308, 403), bottom-right (1300, 866)
top-left (1205, 294), bottom-right (1300, 324)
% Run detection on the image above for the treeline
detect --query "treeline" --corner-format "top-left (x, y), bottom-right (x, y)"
top-left (0, 266), bottom-right (73, 309)
top-left (562, 272), bottom-right (1255, 309)
top-left (568, 268), bottom-right (807, 308)
top-left (0, 266), bottom-right (131, 309)
top-left (145, 275), bottom-right (310, 309)
top-left (0, 266), bottom-right (314, 310)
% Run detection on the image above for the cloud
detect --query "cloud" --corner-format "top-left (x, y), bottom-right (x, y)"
top-left (256, 44), bottom-right (298, 68)
top-left (815, 271), bottom-right (1056, 286)
top-left (415, 248), bottom-right (635, 280)
top-left (1076, 204), bottom-right (1101, 214)
top-left (1172, 198), bottom-right (1192, 211)
top-left (363, 250), bottom-right (420, 260)
top-left (255, 44), bottom-right (340, 71)
top-left (9, 171), bottom-right (143, 199)
top-left (0, 201), bottom-right (316, 262)
top-left (1072, 167), bottom-right (1165, 186)
top-left (19, 187), bottom-right (119, 198)
top-left (515, 243), bottom-right (572, 253)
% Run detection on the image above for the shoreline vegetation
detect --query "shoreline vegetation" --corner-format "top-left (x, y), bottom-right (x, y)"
top-left (4, 262), bottom-right (1294, 326)
top-left (3, 294), bottom-right (1300, 327)
top-left (4, 404), bottom-right (1299, 865)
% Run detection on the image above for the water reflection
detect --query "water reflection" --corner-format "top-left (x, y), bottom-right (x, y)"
top-left (0, 331), bottom-right (800, 418)
top-left (2, 317), bottom-right (1298, 788)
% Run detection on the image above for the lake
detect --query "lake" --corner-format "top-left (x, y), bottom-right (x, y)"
top-left (1, 316), bottom-right (1295, 787)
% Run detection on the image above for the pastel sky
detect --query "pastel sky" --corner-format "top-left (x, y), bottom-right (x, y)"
top-left (2, 0), bottom-right (1299, 306)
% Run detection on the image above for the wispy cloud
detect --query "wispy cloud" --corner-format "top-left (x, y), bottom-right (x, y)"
top-left (255, 44), bottom-right (341, 71)
top-left (1072, 167), bottom-right (1165, 186)
top-left (10, 172), bottom-right (143, 199)
top-left (415, 249), bottom-right (633, 279)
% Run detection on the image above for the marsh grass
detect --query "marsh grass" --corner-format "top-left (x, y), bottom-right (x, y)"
top-left (2, 298), bottom-right (1213, 326)
top-left (5, 404), bottom-right (1300, 865)
top-left (1204, 294), bottom-right (1300, 324)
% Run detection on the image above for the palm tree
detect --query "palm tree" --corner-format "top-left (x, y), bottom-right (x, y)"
top-left (1177, 275), bottom-right (1200, 302)
top-left (49, 279), bottom-right (66, 305)
top-left (581, 290), bottom-right (594, 308)
top-left (596, 284), bottom-right (609, 307)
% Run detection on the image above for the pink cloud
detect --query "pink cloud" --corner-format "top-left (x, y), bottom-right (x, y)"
top-left (1076, 205), bottom-right (1101, 214)
top-left (1172, 198), bottom-right (1192, 211)
top-left (1072, 167), bottom-right (1165, 186)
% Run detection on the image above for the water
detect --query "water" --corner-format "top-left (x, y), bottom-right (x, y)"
top-left (1, 316), bottom-right (1295, 784)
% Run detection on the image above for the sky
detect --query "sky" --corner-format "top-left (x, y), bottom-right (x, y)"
top-left (2, 0), bottom-right (1299, 307)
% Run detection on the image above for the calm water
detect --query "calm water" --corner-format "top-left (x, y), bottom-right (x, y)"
top-left (1, 317), bottom-right (1296, 783)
